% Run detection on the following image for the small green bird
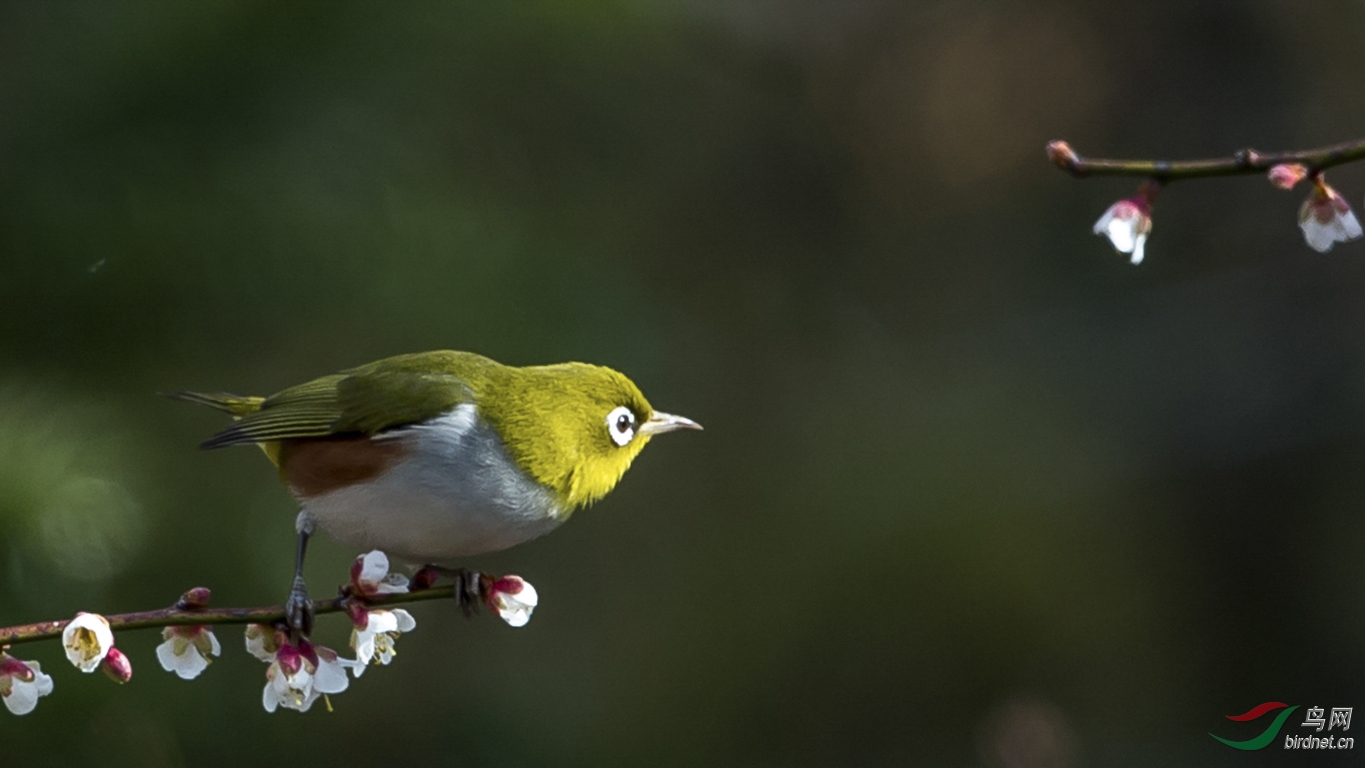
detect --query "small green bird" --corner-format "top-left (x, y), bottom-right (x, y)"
top-left (173, 350), bottom-right (700, 631)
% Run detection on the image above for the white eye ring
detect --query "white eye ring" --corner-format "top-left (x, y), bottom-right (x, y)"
top-left (606, 405), bottom-right (636, 447)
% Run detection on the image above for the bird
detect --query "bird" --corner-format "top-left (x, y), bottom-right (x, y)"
top-left (171, 350), bottom-right (701, 633)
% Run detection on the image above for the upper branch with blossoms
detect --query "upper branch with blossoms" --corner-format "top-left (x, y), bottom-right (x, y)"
top-left (1047, 137), bottom-right (1365, 262)
top-left (0, 551), bottom-right (540, 716)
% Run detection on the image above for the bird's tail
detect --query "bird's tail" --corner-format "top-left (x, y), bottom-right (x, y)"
top-left (164, 391), bottom-right (265, 417)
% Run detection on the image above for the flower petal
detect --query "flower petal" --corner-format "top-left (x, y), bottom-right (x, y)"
top-left (1340, 207), bottom-right (1363, 240)
top-left (358, 550), bottom-right (390, 585)
top-left (262, 682), bottom-right (279, 713)
top-left (376, 572), bottom-right (410, 594)
top-left (194, 628), bottom-right (222, 659)
top-left (312, 651), bottom-right (351, 695)
top-left (1301, 218), bottom-right (1337, 252)
top-left (30, 662), bottom-right (54, 698)
top-left (4, 678), bottom-right (40, 715)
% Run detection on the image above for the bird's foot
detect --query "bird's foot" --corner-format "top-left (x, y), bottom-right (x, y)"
top-left (284, 575), bottom-right (315, 640)
top-left (453, 568), bottom-right (490, 618)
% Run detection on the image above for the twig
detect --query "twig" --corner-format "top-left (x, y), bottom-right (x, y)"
top-left (0, 586), bottom-right (455, 647)
top-left (1046, 138), bottom-right (1365, 181)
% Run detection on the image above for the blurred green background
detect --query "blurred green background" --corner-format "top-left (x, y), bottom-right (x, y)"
top-left (3, 2), bottom-right (1364, 765)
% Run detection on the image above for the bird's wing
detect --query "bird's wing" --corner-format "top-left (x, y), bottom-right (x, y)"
top-left (199, 354), bottom-right (474, 449)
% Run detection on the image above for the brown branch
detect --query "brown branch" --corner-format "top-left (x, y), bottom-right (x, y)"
top-left (1046, 138), bottom-right (1365, 181)
top-left (0, 585), bottom-right (457, 647)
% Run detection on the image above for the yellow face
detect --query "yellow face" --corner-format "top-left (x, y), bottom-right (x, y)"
top-left (479, 363), bottom-right (699, 511)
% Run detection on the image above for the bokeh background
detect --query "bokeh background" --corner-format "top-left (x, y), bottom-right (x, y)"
top-left (3, 2), bottom-right (1364, 765)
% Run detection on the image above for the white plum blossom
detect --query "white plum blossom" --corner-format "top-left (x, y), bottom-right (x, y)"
top-left (1, 655), bottom-right (54, 716)
top-left (350, 550), bottom-right (410, 596)
top-left (156, 625), bottom-right (222, 680)
top-left (488, 576), bottom-right (539, 628)
top-left (1299, 178), bottom-right (1362, 252)
top-left (350, 609), bottom-right (416, 677)
top-left (1093, 197), bottom-right (1153, 265)
top-left (62, 612), bottom-right (115, 672)
top-left (261, 641), bottom-right (353, 714)
top-left (247, 628), bottom-right (354, 714)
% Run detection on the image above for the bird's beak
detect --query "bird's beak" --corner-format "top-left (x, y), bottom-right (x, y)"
top-left (640, 411), bottom-right (703, 436)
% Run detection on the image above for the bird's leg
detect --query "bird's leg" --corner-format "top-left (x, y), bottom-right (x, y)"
top-left (284, 510), bottom-right (316, 641)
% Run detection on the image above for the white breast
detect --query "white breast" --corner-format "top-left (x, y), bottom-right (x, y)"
top-left (297, 403), bottom-right (564, 564)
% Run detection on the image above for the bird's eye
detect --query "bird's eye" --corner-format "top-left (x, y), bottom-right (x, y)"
top-left (606, 405), bottom-right (636, 447)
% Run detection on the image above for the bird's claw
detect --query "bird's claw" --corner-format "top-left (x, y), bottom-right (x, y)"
top-left (454, 568), bottom-right (489, 618)
top-left (284, 575), bottom-right (315, 640)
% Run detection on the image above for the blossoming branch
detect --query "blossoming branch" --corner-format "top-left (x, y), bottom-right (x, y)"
top-left (1047, 137), bottom-right (1365, 262)
top-left (0, 550), bottom-right (539, 716)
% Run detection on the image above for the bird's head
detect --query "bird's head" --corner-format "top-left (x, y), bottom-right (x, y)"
top-left (480, 362), bottom-right (701, 510)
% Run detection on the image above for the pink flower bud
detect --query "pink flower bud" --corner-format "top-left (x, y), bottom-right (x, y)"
top-left (410, 566), bottom-right (441, 591)
top-left (101, 647), bottom-right (133, 684)
top-left (1045, 140), bottom-right (1079, 171)
top-left (178, 587), bottom-right (212, 609)
top-left (1268, 163), bottom-right (1308, 190)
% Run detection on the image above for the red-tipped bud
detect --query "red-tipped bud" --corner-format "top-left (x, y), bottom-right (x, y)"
top-left (410, 566), bottom-right (441, 591)
top-left (491, 576), bottom-right (526, 596)
top-left (177, 587), bottom-right (212, 610)
top-left (1268, 163), bottom-right (1309, 190)
top-left (101, 647), bottom-right (133, 684)
top-left (1046, 140), bottom-right (1079, 170)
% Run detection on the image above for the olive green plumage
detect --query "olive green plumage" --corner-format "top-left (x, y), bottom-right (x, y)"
top-left (173, 350), bottom-right (675, 509)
